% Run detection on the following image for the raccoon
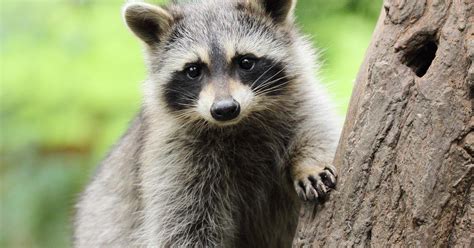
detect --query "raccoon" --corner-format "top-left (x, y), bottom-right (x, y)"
top-left (74, 0), bottom-right (341, 247)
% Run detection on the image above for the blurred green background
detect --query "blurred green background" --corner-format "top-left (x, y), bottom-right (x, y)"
top-left (0, 0), bottom-right (382, 247)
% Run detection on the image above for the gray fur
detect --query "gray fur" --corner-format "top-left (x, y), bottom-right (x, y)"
top-left (74, 0), bottom-right (341, 247)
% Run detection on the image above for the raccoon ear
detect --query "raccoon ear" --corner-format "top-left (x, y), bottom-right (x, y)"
top-left (123, 2), bottom-right (173, 45)
top-left (248, 0), bottom-right (296, 23)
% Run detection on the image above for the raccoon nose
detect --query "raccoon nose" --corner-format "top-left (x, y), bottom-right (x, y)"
top-left (211, 99), bottom-right (241, 121)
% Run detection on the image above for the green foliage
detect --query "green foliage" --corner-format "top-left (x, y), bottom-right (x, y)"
top-left (0, 0), bottom-right (381, 247)
top-left (296, 1), bottom-right (379, 112)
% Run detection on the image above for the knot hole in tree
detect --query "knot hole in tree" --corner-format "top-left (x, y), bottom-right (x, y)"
top-left (400, 36), bottom-right (438, 78)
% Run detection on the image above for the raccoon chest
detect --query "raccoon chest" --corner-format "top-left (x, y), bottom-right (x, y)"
top-left (146, 137), bottom-right (297, 247)
top-left (196, 152), bottom-right (296, 242)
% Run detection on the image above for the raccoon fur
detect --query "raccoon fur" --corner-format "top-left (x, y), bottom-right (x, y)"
top-left (74, 0), bottom-right (341, 247)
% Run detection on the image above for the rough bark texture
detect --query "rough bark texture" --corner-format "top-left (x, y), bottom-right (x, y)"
top-left (293, 0), bottom-right (473, 247)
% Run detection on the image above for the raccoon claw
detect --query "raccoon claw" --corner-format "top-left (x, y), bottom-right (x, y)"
top-left (293, 166), bottom-right (337, 202)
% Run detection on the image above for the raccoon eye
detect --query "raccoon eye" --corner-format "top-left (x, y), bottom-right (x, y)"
top-left (185, 65), bottom-right (202, 80)
top-left (238, 56), bottom-right (257, 71)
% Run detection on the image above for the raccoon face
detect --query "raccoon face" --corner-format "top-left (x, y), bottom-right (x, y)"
top-left (124, 0), bottom-right (297, 126)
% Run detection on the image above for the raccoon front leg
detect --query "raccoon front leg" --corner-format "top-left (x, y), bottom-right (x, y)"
top-left (289, 137), bottom-right (338, 202)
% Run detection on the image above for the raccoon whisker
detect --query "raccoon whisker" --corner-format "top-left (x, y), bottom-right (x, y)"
top-left (173, 119), bottom-right (194, 130)
top-left (264, 97), bottom-right (297, 105)
top-left (172, 109), bottom-right (201, 125)
top-left (176, 103), bottom-right (198, 108)
top-left (259, 71), bottom-right (294, 89)
top-left (173, 116), bottom-right (193, 126)
top-left (255, 75), bottom-right (289, 92)
top-left (250, 62), bottom-right (278, 89)
top-left (252, 67), bottom-right (287, 92)
top-left (256, 83), bottom-right (290, 96)
top-left (164, 89), bottom-right (199, 101)
top-left (266, 99), bottom-right (301, 111)
top-left (252, 66), bottom-right (285, 90)
top-left (254, 76), bottom-right (290, 96)
top-left (251, 96), bottom-right (297, 118)
top-left (173, 108), bottom-right (196, 117)
top-left (184, 118), bottom-right (206, 130)
top-left (167, 89), bottom-right (197, 100)
top-left (252, 66), bottom-right (296, 94)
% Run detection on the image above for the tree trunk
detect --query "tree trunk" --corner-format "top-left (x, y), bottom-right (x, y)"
top-left (293, 0), bottom-right (473, 247)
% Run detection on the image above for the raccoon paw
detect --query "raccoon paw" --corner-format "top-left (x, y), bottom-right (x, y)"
top-left (292, 165), bottom-right (337, 202)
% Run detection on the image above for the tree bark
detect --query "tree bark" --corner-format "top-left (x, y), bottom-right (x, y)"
top-left (294, 0), bottom-right (473, 247)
